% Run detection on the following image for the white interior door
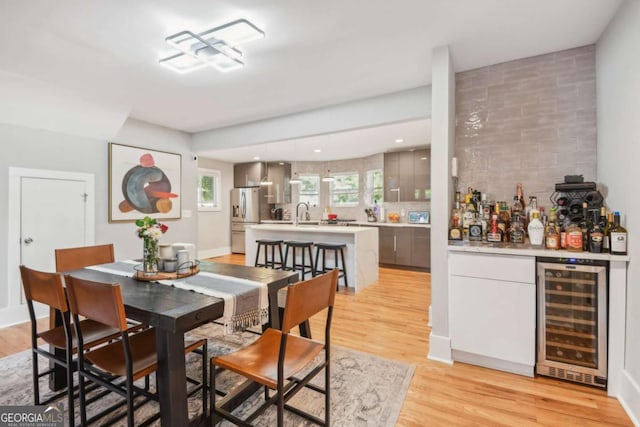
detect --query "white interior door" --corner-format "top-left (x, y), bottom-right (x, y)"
top-left (21, 177), bottom-right (88, 274)
top-left (6, 168), bottom-right (94, 322)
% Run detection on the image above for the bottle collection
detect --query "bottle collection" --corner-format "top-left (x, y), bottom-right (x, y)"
top-left (448, 183), bottom-right (628, 255)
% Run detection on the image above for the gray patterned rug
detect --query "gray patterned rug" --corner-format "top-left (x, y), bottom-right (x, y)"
top-left (0, 323), bottom-right (414, 426)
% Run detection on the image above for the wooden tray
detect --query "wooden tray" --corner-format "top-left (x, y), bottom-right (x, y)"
top-left (133, 266), bottom-right (200, 281)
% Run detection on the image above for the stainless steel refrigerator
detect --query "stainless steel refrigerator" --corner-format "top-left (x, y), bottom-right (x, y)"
top-left (231, 187), bottom-right (260, 254)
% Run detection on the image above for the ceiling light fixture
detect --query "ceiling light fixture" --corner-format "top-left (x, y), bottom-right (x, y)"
top-left (322, 162), bottom-right (335, 182)
top-left (313, 148), bottom-right (322, 153)
top-left (289, 142), bottom-right (302, 185)
top-left (395, 138), bottom-right (404, 143)
top-left (159, 19), bottom-right (265, 74)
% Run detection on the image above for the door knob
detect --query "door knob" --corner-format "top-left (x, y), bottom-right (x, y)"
top-left (23, 237), bottom-right (34, 244)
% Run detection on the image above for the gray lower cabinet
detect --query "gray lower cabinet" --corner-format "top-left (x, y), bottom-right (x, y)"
top-left (411, 228), bottom-right (430, 268)
top-left (379, 226), bottom-right (429, 269)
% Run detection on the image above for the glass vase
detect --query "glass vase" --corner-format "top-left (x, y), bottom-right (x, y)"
top-left (143, 237), bottom-right (159, 275)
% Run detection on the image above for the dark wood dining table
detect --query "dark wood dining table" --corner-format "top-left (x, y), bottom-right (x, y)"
top-left (62, 261), bottom-right (299, 426)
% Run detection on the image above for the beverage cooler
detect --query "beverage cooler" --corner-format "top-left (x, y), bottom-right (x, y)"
top-left (536, 257), bottom-right (608, 388)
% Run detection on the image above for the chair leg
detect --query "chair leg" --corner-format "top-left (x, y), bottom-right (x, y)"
top-left (313, 247), bottom-right (320, 276)
top-left (78, 371), bottom-right (88, 427)
top-left (31, 350), bottom-right (39, 405)
top-left (339, 248), bottom-right (348, 287)
top-left (126, 376), bottom-right (135, 427)
top-left (66, 346), bottom-right (75, 427)
top-left (278, 244), bottom-right (284, 270)
top-left (277, 383), bottom-right (284, 427)
top-left (283, 245), bottom-right (290, 271)
top-left (307, 246), bottom-right (315, 277)
top-left (201, 340), bottom-right (208, 416)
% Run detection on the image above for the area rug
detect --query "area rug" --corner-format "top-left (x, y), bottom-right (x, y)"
top-left (0, 323), bottom-right (414, 426)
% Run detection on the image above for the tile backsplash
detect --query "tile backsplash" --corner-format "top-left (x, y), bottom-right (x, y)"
top-left (455, 45), bottom-right (597, 209)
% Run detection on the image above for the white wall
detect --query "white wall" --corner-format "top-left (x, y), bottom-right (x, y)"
top-left (596, 0), bottom-right (640, 422)
top-left (0, 118), bottom-right (198, 322)
top-left (197, 157), bottom-right (234, 258)
top-left (428, 46), bottom-right (456, 363)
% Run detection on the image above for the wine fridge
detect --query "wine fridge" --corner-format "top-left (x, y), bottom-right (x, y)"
top-left (536, 257), bottom-right (608, 388)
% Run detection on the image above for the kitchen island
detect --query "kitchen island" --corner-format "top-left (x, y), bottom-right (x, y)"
top-left (246, 224), bottom-right (378, 292)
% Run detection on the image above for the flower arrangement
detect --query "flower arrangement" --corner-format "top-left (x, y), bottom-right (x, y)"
top-left (135, 216), bottom-right (168, 274)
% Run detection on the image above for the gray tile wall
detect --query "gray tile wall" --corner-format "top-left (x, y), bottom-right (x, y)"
top-left (455, 45), bottom-right (597, 209)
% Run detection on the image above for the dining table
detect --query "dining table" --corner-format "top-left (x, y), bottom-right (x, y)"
top-left (59, 260), bottom-right (299, 426)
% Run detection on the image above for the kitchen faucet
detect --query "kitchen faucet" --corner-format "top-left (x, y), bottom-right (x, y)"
top-left (295, 202), bottom-right (309, 225)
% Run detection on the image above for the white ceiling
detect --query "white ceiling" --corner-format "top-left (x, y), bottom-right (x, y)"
top-left (0, 0), bottom-right (622, 160)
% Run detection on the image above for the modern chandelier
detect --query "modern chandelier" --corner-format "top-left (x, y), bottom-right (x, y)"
top-left (159, 19), bottom-right (265, 73)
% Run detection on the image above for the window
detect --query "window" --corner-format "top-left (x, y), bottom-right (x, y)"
top-left (197, 168), bottom-right (221, 211)
top-left (365, 169), bottom-right (383, 205)
top-left (299, 174), bottom-right (320, 207)
top-left (330, 172), bottom-right (359, 206)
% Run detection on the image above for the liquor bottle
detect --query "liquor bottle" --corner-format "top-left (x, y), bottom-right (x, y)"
top-left (516, 183), bottom-right (526, 211)
top-left (469, 215), bottom-right (483, 242)
top-left (599, 207), bottom-right (609, 253)
top-left (565, 220), bottom-right (583, 252)
top-left (528, 211), bottom-right (545, 246)
top-left (449, 216), bottom-right (463, 241)
top-left (499, 202), bottom-right (511, 241)
top-left (579, 202), bottom-right (592, 251)
top-left (511, 195), bottom-right (523, 219)
top-left (486, 214), bottom-right (503, 243)
top-left (509, 214), bottom-right (525, 244)
top-left (545, 213), bottom-right (560, 250)
top-left (609, 211), bottom-right (628, 255)
top-left (589, 210), bottom-right (604, 253)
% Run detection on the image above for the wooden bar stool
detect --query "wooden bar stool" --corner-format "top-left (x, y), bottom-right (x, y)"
top-left (314, 243), bottom-right (348, 288)
top-left (254, 239), bottom-right (285, 269)
top-left (283, 241), bottom-right (315, 280)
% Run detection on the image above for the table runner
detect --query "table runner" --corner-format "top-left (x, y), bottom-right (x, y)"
top-left (86, 261), bottom-right (269, 333)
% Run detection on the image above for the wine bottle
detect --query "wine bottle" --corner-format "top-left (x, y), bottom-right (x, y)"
top-left (589, 210), bottom-right (604, 253)
top-left (610, 211), bottom-right (628, 255)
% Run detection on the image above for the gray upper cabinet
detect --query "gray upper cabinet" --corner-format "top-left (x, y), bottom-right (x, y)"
top-left (384, 149), bottom-right (430, 202)
top-left (413, 149), bottom-right (431, 201)
top-left (265, 162), bottom-right (291, 204)
top-left (234, 162), bottom-right (264, 187)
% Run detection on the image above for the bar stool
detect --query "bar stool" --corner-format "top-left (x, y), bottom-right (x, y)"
top-left (283, 241), bottom-right (315, 280)
top-left (314, 243), bottom-right (348, 288)
top-left (254, 239), bottom-right (284, 269)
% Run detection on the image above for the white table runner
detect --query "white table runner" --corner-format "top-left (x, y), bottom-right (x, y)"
top-left (86, 260), bottom-right (269, 333)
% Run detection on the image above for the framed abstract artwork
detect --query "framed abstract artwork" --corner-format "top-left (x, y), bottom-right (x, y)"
top-left (109, 143), bottom-right (182, 222)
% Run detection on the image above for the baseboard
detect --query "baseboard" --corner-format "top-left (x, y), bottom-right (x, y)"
top-left (452, 349), bottom-right (534, 377)
top-left (428, 332), bottom-right (453, 364)
top-left (618, 370), bottom-right (640, 426)
top-left (0, 303), bottom-right (47, 329)
top-left (198, 246), bottom-right (231, 260)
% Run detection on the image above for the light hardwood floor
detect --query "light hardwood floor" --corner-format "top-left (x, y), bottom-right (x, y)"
top-left (1, 254), bottom-right (632, 426)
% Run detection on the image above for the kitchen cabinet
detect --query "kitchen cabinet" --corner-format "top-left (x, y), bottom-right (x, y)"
top-left (449, 252), bottom-right (535, 376)
top-left (413, 149), bottom-right (431, 201)
top-left (234, 162), bottom-right (292, 203)
top-left (378, 226), bottom-right (427, 269)
top-left (384, 149), bottom-right (431, 202)
top-left (264, 163), bottom-right (291, 204)
top-left (234, 162), bottom-right (264, 187)
top-left (411, 227), bottom-right (430, 268)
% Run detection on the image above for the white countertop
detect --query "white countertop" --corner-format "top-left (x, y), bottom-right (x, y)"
top-left (249, 224), bottom-right (375, 234)
top-left (259, 220), bottom-right (430, 228)
top-left (448, 241), bottom-right (629, 261)
top-left (350, 221), bottom-right (431, 228)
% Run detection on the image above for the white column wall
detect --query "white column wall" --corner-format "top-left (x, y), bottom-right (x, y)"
top-left (428, 45), bottom-right (455, 363)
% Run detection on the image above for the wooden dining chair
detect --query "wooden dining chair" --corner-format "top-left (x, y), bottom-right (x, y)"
top-left (64, 275), bottom-right (208, 427)
top-left (54, 243), bottom-right (115, 273)
top-left (210, 269), bottom-right (338, 427)
top-left (19, 265), bottom-right (122, 427)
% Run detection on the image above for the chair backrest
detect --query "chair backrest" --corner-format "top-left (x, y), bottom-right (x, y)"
top-left (65, 275), bottom-right (128, 331)
top-left (55, 244), bottom-right (115, 273)
top-left (281, 269), bottom-right (338, 333)
top-left (19, 265), bottom-right (68, 312)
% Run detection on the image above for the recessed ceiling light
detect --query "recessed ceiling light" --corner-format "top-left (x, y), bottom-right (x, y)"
top-left (279, 162), bottom-right (285, 165)
top-left (253, 156), bottom-right (260, 160)
top-left (313, 149), bottom-right (322, 153)
top-left (420, 156), bottom-right (428, 160)
top-left (395, 139), bottom-right (404, 143)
